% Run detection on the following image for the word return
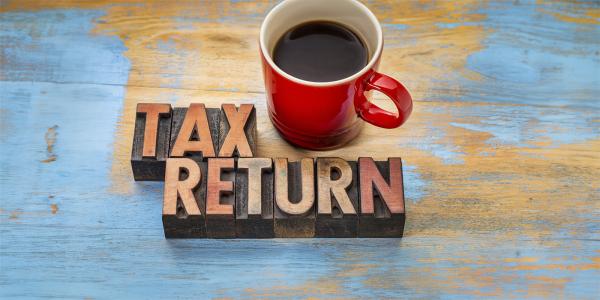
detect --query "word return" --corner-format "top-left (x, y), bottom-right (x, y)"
top-left (131, 103), bottom-right (406, 238)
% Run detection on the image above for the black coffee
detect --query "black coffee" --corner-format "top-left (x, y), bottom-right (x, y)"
top-left (273, 21), bottom-right (368, 82)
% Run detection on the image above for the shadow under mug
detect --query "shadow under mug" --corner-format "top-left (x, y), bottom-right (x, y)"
top-left (260, 0), bottom-right (413, 150)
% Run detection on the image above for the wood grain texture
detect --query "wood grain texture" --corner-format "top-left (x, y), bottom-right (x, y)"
top-left (1, 0), bottom-right (599, 298)
top-left (131, 103), bottom-right (172, 181)
top-left (169, 104), bottom-right (219, 160)
top-left (162, 158), bottom-right (206, 238)
top-left (315, 158), bottom-right (359, 237)
top-left (218, 103), bottom-right (257, 157)
top-left (205, 158), bottom-right (236, 238)
top-left (235, 158), bottom-right (274, 238)
top-left (274, 158), bottom-right (316, 238)
top-left (358, 157), bottom-right (405, 238)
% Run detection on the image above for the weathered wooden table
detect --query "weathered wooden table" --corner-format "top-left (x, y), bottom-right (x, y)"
top-left (1, 0), bottom-right (599, 298)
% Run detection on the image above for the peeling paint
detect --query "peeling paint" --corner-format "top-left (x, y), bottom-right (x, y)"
top-left (1, 0), bottom-right (598, 298)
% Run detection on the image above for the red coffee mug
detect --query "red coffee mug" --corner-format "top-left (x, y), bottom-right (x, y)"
top-left (260, 0), bottom-right (413, 150)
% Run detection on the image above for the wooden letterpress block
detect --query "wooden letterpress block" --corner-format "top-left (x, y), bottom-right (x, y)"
top-left (205, 158), bottom-right (236, 238)
top-left (358, 157), bottom-right (405, 238)
top-left (162, 158), bottom-right (207, 238)
top-left (131, 103), bottom-right (172, 181)
top-left (315, 158), bottom-right (359, 237)
top-left (218, 104), bottom-right (257, 157)
top-left (235, 158), bottom-right (274, 238)
top-left (170, 104), bottom-right (219, 161)
top-left (273, 158), bottom-right (315, 238)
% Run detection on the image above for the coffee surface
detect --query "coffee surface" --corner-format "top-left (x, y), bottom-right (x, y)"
top-left (273, 21), bottom-right (368, 82)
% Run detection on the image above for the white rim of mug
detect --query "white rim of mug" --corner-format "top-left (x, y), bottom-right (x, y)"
top-left (259, 0), bottom-right (383, 87)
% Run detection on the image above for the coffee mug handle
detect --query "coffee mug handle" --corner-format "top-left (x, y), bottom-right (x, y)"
top-left (357, 72), bottom-right (413, 129)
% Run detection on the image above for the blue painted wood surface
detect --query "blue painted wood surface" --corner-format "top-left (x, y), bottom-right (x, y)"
top-left (1, 0), bottom-right (599, 298)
